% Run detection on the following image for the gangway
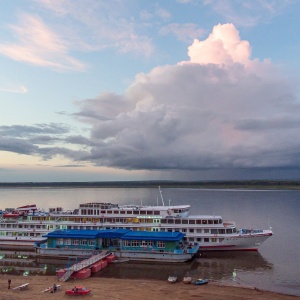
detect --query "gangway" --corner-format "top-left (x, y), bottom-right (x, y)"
top-left (59, 251), bottom-right (110, 282)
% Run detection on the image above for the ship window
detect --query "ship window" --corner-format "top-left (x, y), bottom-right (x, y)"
top-left (167, 219), bottom-right (174, 224)
top-left (147, 211), bottom-right (153, 215)
top-left (226, 229), bottom-right (233, 234)
top-left (72, 239), bottom-right (79, 245)
top-left (204, 238), bottom-right (209, 242)
top-left (196, 238), bottom-right (202, 242)
top-left (189, 220), bottom-right (195, 224)
top-left (218, 229), bottom-right (225, 234)
top-left (204, 229), bottom-right (209, 233)
top-left (160, 228), bottom-right (165, 232)
top-left (140, 241), bottom-right (147, 247)
top-left (107, 210), bottom-right (112, 214)
top-left (131, 240), bottom-right (139, 247)
top-left (88, 240), bottom-right (94, 246)
top-left (182, 220), bottom-right (188, 224)
top-left (154, 211), bottom-right (160, 215)
top-left (211, 238), bottom-right (217, 243)
top-left (211, 229), bottom-right (218, 234)
top-left (114, 211), bottom-right (119, 214)
top-left (101, 210), bottom-right (106, 214)
top-left (208, 220), bottom-right (213, 224)
top-left (189, 229), bottom-right (194, 233)
top-left (157, 241), bottom-right (165, 248)
top-left (182, 229), bottom-right (187, 232)
top-left (214, 220), bottom-right (218, 224)
top-left (219, 219), bottom-right (223, 224)
top-left (167, 229), bottom-right (172, 232)
top-left (175, 219), bottom-right (181, 224)
top-left (188, 237), bottom-right (194, 242)
top-left (196, 229), bottom-right (202, 233)
top-left (161, 219), bottom-right (166, 224)
top-left (133, 211), bottom-right (139, 215)
top-left (202, 220), bottom-right (207, 224)
top-left (140, 211), bottom-right (146, 215)
top-left (57, 238), bottom-right (63, 245)
top-left (219, 238), bottom-right (224, 242)
top-left (146, 219), bottom-right (153, 223)
top-left (123, 240), bottom-right (130, 247)
top-left (120, 211), bottom-right (125, 214)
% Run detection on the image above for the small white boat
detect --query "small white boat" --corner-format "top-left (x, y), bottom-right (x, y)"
top-left (168, 276), bottom-right (177, 283)
top-left (193, 278), bottom-right (208, 285)
top-left (183, 276), bottom-right (192, 284)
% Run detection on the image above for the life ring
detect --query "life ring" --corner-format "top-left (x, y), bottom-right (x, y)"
top-left (214, 234), bottom-right (217, 237)
top-left (152, 249), bottom-right (155, 253)
top-left (65, 246), bottom-right (68, 250)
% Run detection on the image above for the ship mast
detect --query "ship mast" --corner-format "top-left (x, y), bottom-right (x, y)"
top-left (159, 186), bottom-right (165, 206)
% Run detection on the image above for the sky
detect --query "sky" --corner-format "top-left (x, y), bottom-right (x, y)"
top-left (1, 0), bottom-right (300, 182)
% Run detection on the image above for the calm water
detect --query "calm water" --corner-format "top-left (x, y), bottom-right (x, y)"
top-left (0, 187), bottom-right (299, 296)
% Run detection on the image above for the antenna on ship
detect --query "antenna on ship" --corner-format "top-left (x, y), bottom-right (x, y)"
top-left (159, 186), bottom-right (165, 206)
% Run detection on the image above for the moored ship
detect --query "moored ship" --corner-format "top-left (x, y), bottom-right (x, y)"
top-left (0, 198), bottom-right (272, 251)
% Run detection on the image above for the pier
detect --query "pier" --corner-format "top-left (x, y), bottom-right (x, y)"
top-left (58, 251), bottom-right (112, 282)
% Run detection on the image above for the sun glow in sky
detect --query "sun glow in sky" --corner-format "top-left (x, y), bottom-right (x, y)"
top-left (1, 0), bottom-right (300, 182)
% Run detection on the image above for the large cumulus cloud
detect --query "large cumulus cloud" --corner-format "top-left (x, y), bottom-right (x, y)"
top-left (1, 23), bottom-right (300, 173)
top-left (74, 23), bottom-right (300, 170)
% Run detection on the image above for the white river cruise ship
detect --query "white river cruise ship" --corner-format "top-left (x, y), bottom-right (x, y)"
top-left (0, 199), bottom-right (272, 251)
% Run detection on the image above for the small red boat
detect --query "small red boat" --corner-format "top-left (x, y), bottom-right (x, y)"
top-left (65, 286), bottom-right (91, 295)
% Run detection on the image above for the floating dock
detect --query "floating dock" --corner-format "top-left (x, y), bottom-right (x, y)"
top-left (58, 251), bottom-right (116, 282)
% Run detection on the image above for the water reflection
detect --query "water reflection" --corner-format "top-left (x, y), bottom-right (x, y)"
top-left (193, 251), bottom-right (273, 284)
top-left (94, 251), bottom-right (273, 285)
top-left (0, 250), bottom-right (272, 284)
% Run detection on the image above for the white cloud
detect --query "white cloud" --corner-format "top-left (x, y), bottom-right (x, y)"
top-left (203, 0), bottom-right (295, 27)
top-left (0, 14), bottom-right (86, 72)
top-left (36, 0), bottom-right (154, 56)
top-left (71, 23), bottom-right (300, 171)
top-left (159, 23), bottom-right (206, 42)
top-left (185, 23), bottom-right (251, 65)
top-left (0, 85), bottom-right (28, 93)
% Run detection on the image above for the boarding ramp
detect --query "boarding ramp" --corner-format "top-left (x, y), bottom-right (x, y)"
top-left (59, 251), bottom-right (109, 282)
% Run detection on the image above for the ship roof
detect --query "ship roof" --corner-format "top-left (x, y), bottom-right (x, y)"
top-left (43, 229), bottom-right (184, 241)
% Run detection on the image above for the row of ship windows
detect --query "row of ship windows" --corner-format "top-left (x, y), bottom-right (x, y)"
top-left (27, 216), bottom-right (222, 225)
top-left (81, 209), bottom-right (162, 215)
top-left (0, 225), bottom-right (236, 234)
top-left (56, 239), bottom-right (166, 248)
top-left (161, 219), bottom-right (222, 225)
top-left (159, 228), bottom-right (236, 234)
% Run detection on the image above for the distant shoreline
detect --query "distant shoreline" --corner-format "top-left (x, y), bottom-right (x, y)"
top-left (0, 180), bottom-right (300, 189)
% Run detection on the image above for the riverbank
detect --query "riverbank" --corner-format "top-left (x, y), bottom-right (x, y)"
top-left (1, 180), bottom-right (300, 189)
top-left (0, 275), bottom-right (298, 300)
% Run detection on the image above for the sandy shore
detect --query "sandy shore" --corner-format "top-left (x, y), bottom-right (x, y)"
top-left (0, 275), bottom-right (298, 300)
